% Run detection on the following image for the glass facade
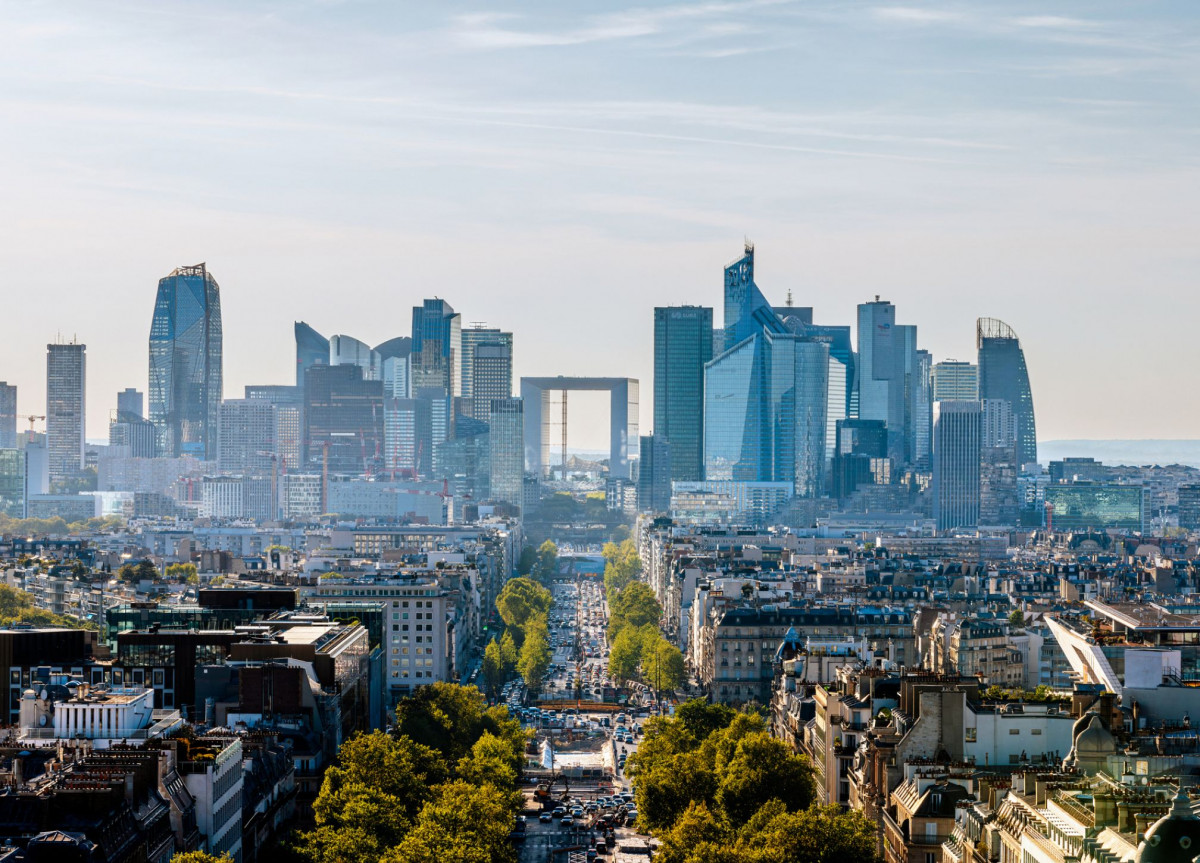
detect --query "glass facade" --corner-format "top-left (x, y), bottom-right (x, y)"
top-left (0, 449), bottom-right (24, 517)
top-left (723, 243), bottom-right (785, 351)
top-left (149, 264), bottom-right (223, 459)
top-left (977, 318), bottom-right (1037, 468)
top-left (932, 401), bottom-right (981, 531)
top-left (295, 322), bottom-right (330, 388)
top-left (0, 383), bottom-right (15, 450)
top-left (411, 299), bottom-right (462, 396)
top-left (303, 365), bottom-right (385, 475)
top-left (705, 334), bottom-right (767, 482)
top-left (654, 306), bottom-right (713, 482)
top-left (46, 342), bottom-right (86, 483)
top-left (1044, 484), bottom-right (1144, 532)
top-left (637, 434), bottom-right (672, 512)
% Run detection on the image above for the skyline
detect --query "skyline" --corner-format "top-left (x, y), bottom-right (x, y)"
top-left (2, 1), bottom-right (1198, 444)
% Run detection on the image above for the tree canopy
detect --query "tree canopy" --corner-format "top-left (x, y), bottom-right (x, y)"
top-left (392, 682), bottom-right (526, 767)
top-left (608, 581), bottom-right (662, 639)
top-left (602, 539), bottom-right (641, 594)
top-left (495, 577), bottom-right (552, 642)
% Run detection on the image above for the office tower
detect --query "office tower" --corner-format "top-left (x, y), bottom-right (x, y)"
top-left (375, 337), bottom-right (413, 399)
top-left (913, 349), bottom-right (933, 470)
top-left (295, 322), bottom-right (330, 388)
top-left (832, 419), bottom-right (888, 498)
top-left (489, 397), bottom-right (524, 508)
top-left (637, 434), bottom-right (672, 513)
top-left (977, 317), bottom-right (1037, 468)
top-left (46, 340), bottom-right (86, 483)
top-left (705, 332), bottom-right (828, 498)
top-left (722, 242), bottom-right (785, 351)
top-left (1044, 484), bottom-right (1143, 532)
top-left (653, 306), bottom-right (713, 482)
top-left (329, 334), bottom-right (382, 380)
top-left (22, 434), bottom-right (49, 500)
top-left (246, 385), bottom-right (303, 470)
top-left (789, 323), bottom-right (854, 451)
top-left (303, 365), bottom-right (384, 475)
top-left (411, 299), bottom-right (462, 396)
top-left (979, 399), bottom-right (1019, 526)
top-left (419, 387), bottom-right (454, 469)
top-left (383, 397), bottom-right (431, 478)
top-left (218, 399), bottom-right (277, 475)
top-left (461, 326), bottom-right (513, 402)
top-left (281, 473), bottom-right (323, 520)
top-left (1179, 485), bottom-right (1200, 531)
top-left (932, 361), bottom-right (978, 401)
top-left (149, 263), bottom-right (223, 459)
top-left (109, 413), bottom-right (157, 458)
top-left (0, 449), bottom-right (24, 517)
top-left (0, 383), bottom-right (16, 449)
top-left (932, 401), bottom-right (981, 531)
top-left (435, 418), bottom-right (490, 512)
top-left (856, 298), bottom-right (918, 467)
top-left (116, 388), bottom-right (144, 420)
top-left (467, 338), bottom-right (513, 422)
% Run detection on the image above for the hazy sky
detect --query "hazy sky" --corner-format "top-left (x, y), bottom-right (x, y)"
top-left (2, 1), bottom-right (1198, 447)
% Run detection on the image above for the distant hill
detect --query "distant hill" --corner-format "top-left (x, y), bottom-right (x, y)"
top-left (1039, 440), bottom-right (1200, 468)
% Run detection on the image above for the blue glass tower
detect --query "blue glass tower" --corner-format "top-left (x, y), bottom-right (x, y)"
top-left (295, 321), bottom-right (329, 388)
top-left (411, 299), bottom-right (462, 396)
top-left (978, 317), bottom-right (1037, 468)
top-left (654, 306), bottom-right (713, 482)
top-left (723, 243), bottom-right (785, 350)
top-left (149, 264), bottom-right (223, 459)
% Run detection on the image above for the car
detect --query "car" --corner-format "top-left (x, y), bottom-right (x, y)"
top-left (562, 816), bottom-right (574, 826)
top-left (586, 850), bottom-right (598, 861)
top-left (539, 812), bottom-right (553, 823)
top-left (553, 807), bottom-right (566, 817)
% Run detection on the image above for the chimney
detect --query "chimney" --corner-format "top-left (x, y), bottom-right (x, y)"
top-left (1093, 792), bottom-right (1116, 826)
top-left (1117, 801), bottom-right (1134, 833)
top-left (124, 773), bottom-right (135, 806)
top-left (13, 757), bottom-right (22, 788)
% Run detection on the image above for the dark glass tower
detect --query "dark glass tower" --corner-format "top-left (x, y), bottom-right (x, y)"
top-left (295, 322), bottom-right (330, 388)
top-left (653, 306), bottom-right (712, 482)
top-left (149, 264), bottom-right (223, 459)
top-left (977, 318), bottom-right (1037, 468)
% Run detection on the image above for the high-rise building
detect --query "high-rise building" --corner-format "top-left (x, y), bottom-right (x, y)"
top-left (411, 299), bottom-right (462, 396)
top-left (329, 335), bottom-right (382, 380)
top-left (488, 398), bottom-right (524, 509)
top-left (435, 418), bottom-right (490, 514)
top-left (149, 264), bottom-right (223, 459)
top-left (218, 399), bottom-right (277, 475)
top-left (109, 413), bottom-right (157, 458)
top-left (295, 322), bottom-right (330, 389)
top-left (0, 383), bottom-right (16, 449)
top-left (977, 317), bottom-right (1037, 468)
top-left (116, 388), bottom-right (144, 420)
top-left (932, 361), bottom-right (978, 402)
top-left (0, 449), bottom-right (24, 518)
top-left (832, 419), bottom-right (888, 499)
top-left (790, 324), bottom-right (854, 456)
top-left (303, 365), bottom-right (384, 476)
top-left (653, 306), bottom-right (713, 482)
top-left (637, 434), bottom-right (672, 513)
top-left (1179, 485), bottom-right (1200, 531)
top-left (469, 340), bottom-right (513, 422)
top-left (913, 349), bottom-right (933, 470)
top-left (855, 298), bottom-right (920, 467)
top-left (722, 242), bottom-right (786, 351)
top-left (245, 385), bottom-right (303, 471)
top-left (932, 401), bottom-right (981, 532)
top-left (461, 327), bottom-right (513, 404)
top-left (46, 341), bottom-right (86, 484)
top-left (979, 398), bottom-right (1019, 527)
top-left (383, 397), bottom-right (431, 478)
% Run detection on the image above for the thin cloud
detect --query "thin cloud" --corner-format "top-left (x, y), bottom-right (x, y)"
top-left (1011, 16), bottom-right (1097, 30)
top-left (872, 7), bottom-right (961, 24)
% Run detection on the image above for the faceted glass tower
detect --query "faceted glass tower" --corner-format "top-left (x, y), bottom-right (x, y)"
top-left (977, 317), bottom-right (1037, 468)
top-left (149, 264), bottom-right (223, 459)
top-left (653, 306), bottom-right (712, 482)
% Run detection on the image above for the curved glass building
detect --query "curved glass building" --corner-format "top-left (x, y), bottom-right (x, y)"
top-left (977, 317), bottom-right (1037, 468)
top-left (295, 322), bottom-right (330, 388)
top-left (149, 264), bottom-right (223, 459)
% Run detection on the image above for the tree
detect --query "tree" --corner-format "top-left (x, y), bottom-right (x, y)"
top-left (712, 730), bottom-right (815, 826)
top-left (603, 539), bottom-right (641, 595)
top-left (499, 631), bottom-right (518, 675)
top-left (393, 682), bottom-right (526, 767)
top-left (735, 800), bottom-right (881, 863)
top-left (517, 620), bottom-right (551, 692)
top-left (608, 624), bottom-right (653, 683)
top-left (517, 545), bottom-right (537, 576)
top-left (533, 540), bottom-right (559, 584)
top-left (482, 641), bottom-right (504, 698)
top-left (608, 581), bottom-right (662, 639)
top-left (495, 577), bottom-right (552, 641)
top-left (675, 700), bottom-right (737, 740)
top-left (1009, 608), bottom-right (1025, 627)
top-left (166, 562), bottom-right (197, 580)
top-left (456, 731), bottom-right (523, 800)
top-left (642, 637), bottom-right (687, 692)
top-left (381, 780), bottom-right (517, 863)
top-left (656, 802), bottom-right (738, 863)
top-left (170, 854), bottom-right (233, 863)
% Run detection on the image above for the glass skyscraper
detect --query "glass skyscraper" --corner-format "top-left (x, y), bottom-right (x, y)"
top-left (295, 321), bottom-right (330, 388)
top-left (0, 383), bottom-right (15, 449)
top-left (932, 400), bottom-right (981, 532)
top-left (653, 306), bottom-right (712, 482)
top-left (856, 299), bottom-right (919, 467)
top-left (46, 341), bottom-right (86, 483)
top-left (149, 264), bottom-right (223, 459)
top-left (411, 299), bottom-right (462, 396)
top-left (977, 317), bottom-right (1038, 469)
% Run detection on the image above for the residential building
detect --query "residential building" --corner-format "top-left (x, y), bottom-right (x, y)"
top-left (149, 264), bottom-right (223, 459)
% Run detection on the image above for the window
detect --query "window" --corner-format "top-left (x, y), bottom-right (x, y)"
top-left (1031, 728), bottom-right (1042, 735)
top-left (1009, 728), bottom-right (1020, 735)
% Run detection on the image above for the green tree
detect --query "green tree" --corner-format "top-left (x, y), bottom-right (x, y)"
top-left (656, 802), bottom-right (738, 863)
top-left (675, 700), bottom-right (737, 740)
top-left (608, 624), bottom-right (653, 683)
top-left (642, 637), bottom-right (687, 692)
top-left (517, 545), bottom-right (537, 576)
top-left (499, 630), bottom-right (518, 675)
top-left (533, 540), bottom-right (559, 584)
top-left (170, 853), bottom-right (233, 863)
top-left (166, 562), bottom-right (198, 580)
top-left (393, 682), bottom-right (526, 767)
top-left (1009, 608), bottom-right (1025, 627)
top-left (456, 731), bottom-right (523, 800)
top-left (381, 780), bottom-right (517, 863)
top-left (517, 620), bottom-right (552, 692)
top-left (482, 641), bottom-right (504, 698)
top-left (494, 577), bottom-right (552, 642)
top-left (608, 581), bottom-right (662, 639)
top-left (711, 730), bottom-right (815, 826)
top-left (735, 800), bottom-right (881, 863)
top-left (602, 538), bottom-right (641, 595)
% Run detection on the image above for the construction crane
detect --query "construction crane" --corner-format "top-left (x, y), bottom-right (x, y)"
top-left (18, 415), bottom-right (45, 431)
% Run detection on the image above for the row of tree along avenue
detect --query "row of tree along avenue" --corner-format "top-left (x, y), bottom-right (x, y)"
top-left (485, 576), bottom-right (554, 695)
top-left (604, 540), bottom-right (686, 695)
top-left (627, 700), bottom-right (882, 863)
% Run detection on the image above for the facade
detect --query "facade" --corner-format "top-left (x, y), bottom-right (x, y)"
top-left (1043, 483), bottom-right (1145, 532)
top-left (245, 385), bottom-right (303, 470)
top-left (149, 264), bottom-right (223, 459)
top-left (384, 397), bottom-right (430, 478)
top-left (0, 381), bottom-right (15, 449)
top-left (931, 360), bottom-right (978, 401)
top-left (218, 399), bottom-right (277, 476)
top-left (932, 401), bottom-right (981, 532)
top-left (303, 365), bottom-right (384, 475)
top-left (294, 321), bottom-right (329, 388)
top-left (653, 306), bottom-right (713, 482)
top-left (0, 448), bottom-right (24, 517)
top-left (1180, 484), bottom-right (1200, 531)
top-left (110, 412), bottom-right (158, 458)
top-left (977, 317), bottom-right (1037, 468)
top-left (979, 399), bottom-right (1018, 526)
top-left (856, 299), bottom-right (919, 467)
top-left (411, 299), bottom-right (462, 396)
top-left (461, 327), bottom-right (513, 420)
top-left (280, 473), bottom-right (322, 520)
top-left (326, 479), bottom-right (446, 524)
top-left (520, 377), bottom-right (640, 480)
top-left (832, 418), bottom-right (889, 498)
top-left (117, 387), bottom-right (144, 418)
top-left (488, 397), bottom-right (524, 508)
top-left (46, 340), bottom-right (86, 483)
top-left (637, 434), bottom-right (672, 513)
top-left (329, 334), bottom-right (382, 380)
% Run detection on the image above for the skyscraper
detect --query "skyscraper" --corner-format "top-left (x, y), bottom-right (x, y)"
top-left (461, 327), bottom-right (513, 404)
top-left (931, 361), bottom-right (979, 401)
top-left (977, 318), bottom-right (1038, 469)
top-left (0, 449), bottom-right (24, 518)
top-left (856, 298), bottom-right (918, 467)
top-left (979, 399), bottom-right (1019, 526)
top-left (149, 264), bottom-right (223, 459)
top-left (654, 306), bottom-right (713, 482)
top-left (116, 388), bottom-right (144, 420)
top-left (722, 242), bottom-right (786, 351)
top-left (0, 383), bottom-right (15, 449)
top-left (411, 299), bottom-right (462, 396)
top-left (329, 334), bottom-right (382, 380)
top-left (217, 399), bottom-right (277, 475)
top-left (303, 365), bottom-right (384, 475)
top-left (932, 401), bottom-right (981, 531)
top-left (637, 434), bottom-right (672, 513)
top-left (469, 340), bottom-right (513, 422)
top-left (832, 418), bottom-right (888, 499)
top-left (488, 397), bottom-right (524, 509)
top-left (46, 341), bottom-right (86, 484)
top-left (295, 322), bottom-right (330, 388)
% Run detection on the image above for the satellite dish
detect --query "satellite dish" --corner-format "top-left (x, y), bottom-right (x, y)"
top-left (39, 689), bottom-right (48, 701)
top-left (38, 716), bottom-right (47, 727)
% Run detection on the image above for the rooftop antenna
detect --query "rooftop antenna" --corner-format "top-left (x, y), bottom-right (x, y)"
top-left (786, 289), bottom-right (793, 308)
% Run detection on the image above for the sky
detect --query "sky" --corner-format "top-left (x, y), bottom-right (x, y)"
top-left (1, 0), bottom-right (1198, 447)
